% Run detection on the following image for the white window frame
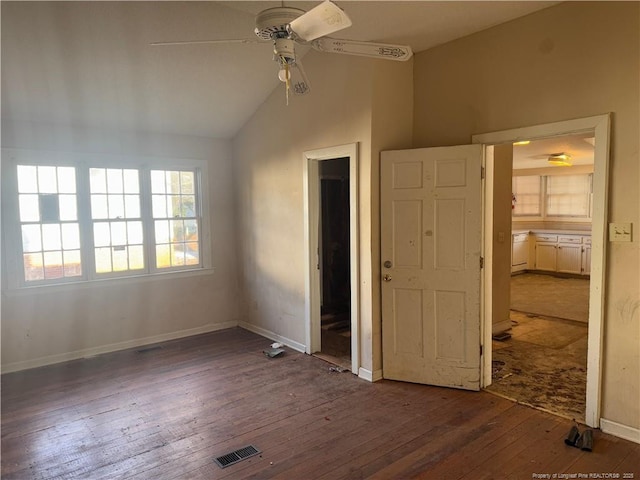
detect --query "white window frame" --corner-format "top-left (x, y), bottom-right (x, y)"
top-left (1, 148), bottom-right (212, 290)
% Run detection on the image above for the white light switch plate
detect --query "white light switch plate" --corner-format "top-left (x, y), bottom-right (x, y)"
top-left (609, 222), bottom-right (632, 242)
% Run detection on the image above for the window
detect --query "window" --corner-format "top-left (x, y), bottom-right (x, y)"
top-left (546, 174), bottom-right (592, 217)
top-left (512, 175), bottom-right (541, 216)
top-left (512, 173), bottom-right (592, 219)
top-left (6, 156), bottom-right (208, 288)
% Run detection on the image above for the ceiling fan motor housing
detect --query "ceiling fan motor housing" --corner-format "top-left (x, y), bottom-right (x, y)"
top-left (254, 7), bottom-right (305, 40)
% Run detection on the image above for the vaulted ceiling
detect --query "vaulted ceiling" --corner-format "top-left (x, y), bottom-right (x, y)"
top-left (2, 1), bottom-right (559, 140)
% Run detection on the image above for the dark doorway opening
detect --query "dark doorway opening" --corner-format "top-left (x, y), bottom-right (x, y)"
top-left (318, 157), bottom-right (351, 368)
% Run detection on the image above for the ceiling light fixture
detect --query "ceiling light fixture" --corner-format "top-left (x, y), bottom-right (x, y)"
top-left (513, 140), bottom-right (530, 146)
top-left (548, 153), bottom-right (572, 166)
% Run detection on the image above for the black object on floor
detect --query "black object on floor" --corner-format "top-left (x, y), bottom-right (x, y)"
top-left (564, 426), bottom-right (580, 446)
top-left (577, 429), bottom-right (593, 452)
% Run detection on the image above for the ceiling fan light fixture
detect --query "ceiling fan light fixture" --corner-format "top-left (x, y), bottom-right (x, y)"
top-left (548, 153), bottom-right (572, 166)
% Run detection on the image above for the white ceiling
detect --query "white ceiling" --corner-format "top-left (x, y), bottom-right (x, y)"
top-left (2, 1), bottom-right (560, 140)
top-left (512, 133), bottom-right (595, 170)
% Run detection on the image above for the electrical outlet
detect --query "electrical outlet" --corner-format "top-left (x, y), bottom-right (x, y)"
top-left (609, 222), bottom-right (632, 242)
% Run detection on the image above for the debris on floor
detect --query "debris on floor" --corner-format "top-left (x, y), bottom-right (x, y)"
top-left (492, 332), bottom-right (512, 341)
top-left (329, 366), bottom-right (348, 373)
top-left (270, 342), bottom-right (283, 349)
top-left (263, 347), bottom-right (285, 358)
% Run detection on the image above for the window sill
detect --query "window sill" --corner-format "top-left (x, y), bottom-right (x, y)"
top-left (2, 267), bottom-right (215, 297)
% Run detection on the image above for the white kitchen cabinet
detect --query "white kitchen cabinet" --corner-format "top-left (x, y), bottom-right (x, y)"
top-left (535, 242), bottom-right (557, 271)
top-left (511, 233), bottom-right (529, 273)
top-left (557, 235), bottom-right (585, 274)
top-left (557, 243), bottom-right (583, 274)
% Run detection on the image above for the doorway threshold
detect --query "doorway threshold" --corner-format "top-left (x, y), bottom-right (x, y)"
top-left (313, 352), bottom-right (352, 372)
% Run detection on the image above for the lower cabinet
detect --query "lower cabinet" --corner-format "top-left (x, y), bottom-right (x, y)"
top-left (535, 243), bottom-right (557, 271)
top-left (557, 243), bottom-right (583, 274)
top-left (529, 233), bottom-right (591, 276)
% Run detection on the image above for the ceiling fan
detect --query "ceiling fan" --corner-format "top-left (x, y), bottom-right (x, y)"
top-left (150, 1), bottom-right (413, 101)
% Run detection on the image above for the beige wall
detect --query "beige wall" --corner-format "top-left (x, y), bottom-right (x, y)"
top-left (492, 144), bottom-right (513, 335)
top-left (1, 122), bottom-right (241, 371)
top-left (232, 51), bottom-right (412, 375)
top-left (413, 1), bottom-right (639, 430)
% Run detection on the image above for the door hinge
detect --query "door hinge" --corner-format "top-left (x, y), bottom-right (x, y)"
top-left (480, 256), bottom-right (484, 269)
top-left (481, 166), bottom-right (485, 179)
top-left (480, 345), bottom-right (483, 357)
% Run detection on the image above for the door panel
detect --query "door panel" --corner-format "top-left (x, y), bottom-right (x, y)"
top-left (381, 145), bottom-right (483, 391)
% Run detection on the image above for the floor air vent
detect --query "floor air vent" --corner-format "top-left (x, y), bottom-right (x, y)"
top-left (214, 445), bottom-right (261, 468)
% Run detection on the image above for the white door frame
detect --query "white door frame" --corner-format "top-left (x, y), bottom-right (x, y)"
top-left (473, 113), bottom-right (611, 428)
top-left (303, 143), bottom-right (360, 374)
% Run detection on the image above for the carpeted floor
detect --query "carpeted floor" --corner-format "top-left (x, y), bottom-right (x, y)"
top-left (510, 272), bottom-right (590, 323)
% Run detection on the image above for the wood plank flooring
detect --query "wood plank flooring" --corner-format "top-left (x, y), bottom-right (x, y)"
top-left (2, 328), bottom-right (639, 479)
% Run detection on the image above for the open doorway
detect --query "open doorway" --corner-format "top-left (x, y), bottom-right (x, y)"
top-left (303, 143), bottom-right (359, 375)
top-left (317, 158), bottom-right (352, 369)
top-left (488, 134), bottom-right (594, 422)
top-left (474, 114), bottom-right (610, 428)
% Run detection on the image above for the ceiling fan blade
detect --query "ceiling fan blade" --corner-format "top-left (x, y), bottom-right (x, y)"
top-left (289, 0), bottom-right (352, 42)
top-left (150, 39), bottom-right (263, 47)
top-left (311, 38), bottom-right (413, 61)
top-left (290, 60), bottom-right (311, 95)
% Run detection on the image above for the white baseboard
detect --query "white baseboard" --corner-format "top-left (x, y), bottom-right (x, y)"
top-left (1, 321), bottom-right (237, 374)
top-left (600, 418), bottom-right (640, 444)
top-left (238, 322), bottom-right (306, 353)
top-left (358, 367), bottom-right (383, 382)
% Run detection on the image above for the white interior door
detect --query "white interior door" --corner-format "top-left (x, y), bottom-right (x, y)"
top-left (381, 145), bottom-right (483, 391)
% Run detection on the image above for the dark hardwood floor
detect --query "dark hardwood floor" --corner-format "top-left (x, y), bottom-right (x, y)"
top-left (2, 328), bottom-right (638, 479)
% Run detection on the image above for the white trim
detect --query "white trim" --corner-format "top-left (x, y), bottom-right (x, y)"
top-left (473, 113), bottom-right (610, 428)
top-left (358, 367), bottom-right (383, 382)
top-left (0, 321), bottom-right (237, 374)
top-left (303, 143), bottom-right (360, 375)
top-left (481, 147), bottom-right (494, 388)
top-left (238, 322), bottom-right (306, 353)
top-left (600, 418), bottom-right (640, 444)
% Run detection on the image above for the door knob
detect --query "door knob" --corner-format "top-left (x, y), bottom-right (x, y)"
top-left (383, 274), bottom-right (392, 282)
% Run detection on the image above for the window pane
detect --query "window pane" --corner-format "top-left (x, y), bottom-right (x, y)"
top-left (155, 220), bottom-right (170, 244)
top-left (185, 243), bottom-right (199, 265)
top-left (151, 170), bottom-right (166, 194)
top-left (61, 223), bottom-right (81, 250)
top-left (184, 219), bottom-right (198, 241)
top-left (111, 222), bottom-right (127, 246)
top-left (112, 247), bottom-right (128, 272)
top-left (17, 165), bottom-right (38, 193)
top-left (95, 247), bottom-right (112, 273)
top-left (24, 253), bottom-right (44, 281)
top-left (171, 244), bottom-right (185, 266)
top-left (124, 195), bottom-right (140, 218)
top-left (123, 170), bottom-right (139, 194)
top-left (90, 168), bottom-right (107, 193)
top-left (106, 169), bottom-right (124, 194)
top-left (19, 194), bottom-right (40, 222)
top-left (151, 195), bottom-right (165, 218)
top-left (38, 166), bottom-right (57, 193)
top-left (156, 244), bottom-right (170, 268)
top-left (170, 220), bottom-right (184, 242)
top-left (166, 171), bottom-right (180, 194)
top-left (59, 194), bottom-right (77, 221)
top-left (182, 196), bottom-right (196, 217)
top-left (127, 221), bottom-right (143, 244)
top-left (167, 195), bottom-right (181, 218)
top-left (39, 194), bottom-right (60, 222)
top-left (63, 250), bottom-right (82, 277)
top-left (91, 195), bottom-right (108, 219)
top-left (22, 225), bottom-right (42, 253)
top-left (94, 222), bottom-right (111, 247)
top-left (42, 224), bottom-right (62, 251)
top-left (180, 171), bottom-right (194, 194)
top-left (108, 194), bottom-right (125, 219)
top-left (43, 251), bottom-right (64, 279)
top-left (57, 167), bottom-right (76, 193)
top-left (129, 245), bottom-right (144, 270)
